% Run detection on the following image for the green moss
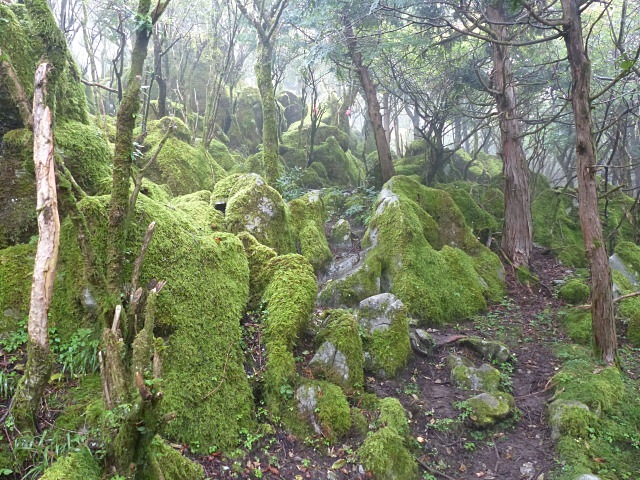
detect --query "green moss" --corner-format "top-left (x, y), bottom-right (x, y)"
top-left (212, 174), bottom-right (296, 254)
top-left (289, 191), bottom-right (332, 273)
top-left (552, 359), bottom-right (625, 414)
top-left (314, 381), bottom-right (352, 441)
top-left (237, 232), bottom-right (278, 308)
top-left (170, 191), bottom-right (224, 232)
top-left (466, 392), bottom-right (514, 428)
top-left (280, 145), bottom-right (307, 170)
top-left (284, 123), bottom-right (350, 152)
top-left (54, 374), bottom-right (102, 431)
top-left (311, 137), bottom-right (362, 187)
top-left (40, 449), bottom-right (101, 480)
top-left (450, 362), bottom-right (501, 392)
top-left (358, 427), bottom-right (417, 480)
top-left (56, 121), bottom-right (112, 194)
top-left (558, 279), bottom-right (590, 305)
top-left (142, 436), bottom-right (205, 480)
top-left (549, 400), bottom-right (599, 440)
top-left (614, 241), bottom-right (640, 278)
top-left (262, 254), bottom-right (317, 407)
top-left (207, 139), bottom-right (237, 171)
top-left (142, 121), bottom-right (227, 195)
top-left (54, 195), bottom-right (255, 452)
top-left (439, 183), bottom-right (499, 237)
top-left (227, 87), bottom-right (262, 155)
top-left (516, 266), bottom-right (539, 286)
top-left (350, 407), bottom-right (369, 436)
top-left (313, 309), bottom-right (364, 390)
top-left (0, 244), bottom-right (35, 334)
top-left (378, 397), bottom-right (410, 438)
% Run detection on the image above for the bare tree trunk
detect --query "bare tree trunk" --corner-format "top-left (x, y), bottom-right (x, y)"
top-left (562, 0), bottom-right (617, 365)
top-left (343, 13), bottom-right (395, 183)
top-left (13, 63), bottom-right (59, 430)
top-left (487, 3), bottom-right (532, 268)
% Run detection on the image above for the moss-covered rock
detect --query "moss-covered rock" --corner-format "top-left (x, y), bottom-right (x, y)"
top-left (466, 392), bottom-right (515, 428)
top-left (237, 232), bottom-right (277, 309)
top-left (549, 399), bottom-right (598, 441)
top-left (142, 118), bottom-right (227, 196)
top-left (447, 355), bottom-right (501, 392)
top-left (227, 87), bottom-right (262, 155)
top-left (52, 195), bottom-right (255, 452)
top-left (457, 337), bottom-right (511, 363)
top-left (378, 397), bottom-right (410, 439)
top-left (207, 139), bottom-right (237, 171)
top-left (295, 380), bottom-right (351, 442)
top-left (358, 426), bottom-right (417, 480)
top-left (310, 309), bottom-right (364, 390)
top-left (289, 190), bottom-right (332, 273)
top-left (212, 173), bottom-right (296, 254)
top-left (40, 449), bottom-right (101, 480)
top-left (357, 294), bottom-right (411, 378)
top-left (283, 123), bottom-right (350, 152)
top-left (142, 436), bottom-right (205, 480)
top-left (169, 190), bottom-right (224, 232)
top-left (560, 308), bottom-right (592, 345)
top-left (558, 279), bottom-right (590, 305)
top-left (262, 254), bottom-right (317, 409)
top-left (439, 182), bottom-right (499, 240)
top-left (330, 219), bottom-right (352, 249)
top-left (0, 243), bottom-right (35, 335)
top-left (309, 136), bottom-right (363, 187)
top-left (320, 176), bottom-right (504, 324)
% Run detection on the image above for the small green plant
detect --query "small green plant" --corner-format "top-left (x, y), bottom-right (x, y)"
top-left (301, 458), bottom-right (312, 468)
top-left (279, 384), bottom-right (294, 400)
top-left (463, 441), bottom-right (476, 452)
top-left (277, 167), bottom-right (306, 201)
top-left (454, 400), bottom-right (473, 421)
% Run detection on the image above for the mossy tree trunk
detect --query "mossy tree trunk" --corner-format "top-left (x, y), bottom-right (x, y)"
top-left (343, 12), bottom-right (395, 184)
top-left (486, 3), bottom-right (532, 269)
top-left (13, 63), bottom-right (59, 431)
top-left (236, 0), bottom-right (289, 186)
top-left (562, 0), bottom-right (617, 365)
top-left (107, 0), bottom-right (168, 294)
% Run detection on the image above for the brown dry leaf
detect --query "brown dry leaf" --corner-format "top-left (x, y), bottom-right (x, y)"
top-left (459, 463), bottom-right (467, 472)
top-left (475, 472), bottom-right (486, 478)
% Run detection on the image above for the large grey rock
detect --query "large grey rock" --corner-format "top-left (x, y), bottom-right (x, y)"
top-left (358, 293), bottom-right (404, 334)
top-left (296, 384), bottom-right (322, 435)
top-left (610, 253), bottom-right (638, 296)
top-left (309, 341), bottom-right (350, 384)
top-left (458, 337), bottom-right (511, 363)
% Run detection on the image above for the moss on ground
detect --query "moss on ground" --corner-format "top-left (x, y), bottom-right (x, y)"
top-left (358, 426), bottom-right (417, 480)
top-left (54, 374), bottom-right (102, 432)
top-left (141, 436), bottom-right (205, 480)
top-left (559, 309), bottom-right (592, 345)
top-left (558, 279), bottom-right (590, 305)
top-left (289, 191), bottom-right (332, 273)
top-left (40, 449), bottom-right (101, 480)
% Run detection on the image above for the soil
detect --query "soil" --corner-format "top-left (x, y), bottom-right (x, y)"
top-left (196, 247), bottom-right (573, 479)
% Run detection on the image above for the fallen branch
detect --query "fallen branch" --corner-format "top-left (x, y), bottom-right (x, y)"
top-left (576, 290), bottom-right (640, 309)
top-left (416, 458), bottom-right (458, 480)
top-left (80, 78), bottom-right (118, 93)
top-left (203, 342), bottom-right (233, 400)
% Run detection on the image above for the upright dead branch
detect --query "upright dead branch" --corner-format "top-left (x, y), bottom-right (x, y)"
top-left (12, 62), bottom-right (59, 430)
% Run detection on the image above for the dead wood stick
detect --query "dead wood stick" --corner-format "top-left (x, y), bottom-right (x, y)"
top-left (111, 304), bottom-right (122, 333)
top-left (416, 458), bottom-right (458, 480)
top-left (80, 78), bottom-right (118, 93)
top-left (577, 290), bottom-right (640, 309)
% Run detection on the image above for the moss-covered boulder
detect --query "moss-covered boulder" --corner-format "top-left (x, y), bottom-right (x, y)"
top-left (378, 397), bottom-right (410, 439)
top-left (142, 118), bottom-right (227, 196)
top-left (40, 450), bottom-right (101, 480)
top-left (558, 279), bottom-right (590, 305)
top-left (439, 182), bottom-right (499, 240)
top-left (466, 392), bottom-right (515, 428)
top-left (357, 293), bottom-right (411, 378)
top-left (330, 219), bottom-right (352, 249)
top-left (559, 308), bottom-right (592, 345)
top-left (212, 173), bottom-right (296, 254)
top-left (0, 243), bottom-right (34, 334)
top-left (207, 139), bottom-right (238, 171)
top-left (358, 426), bottom-right (417, 480)
top-left (262, 254), bottom-right (317, 409)
top-left (289, 190), bottom-right (332, 273)
top-left (310, 136), bottom-right (363, 187)
top-left (447, 355), bottom-right (501, 392)
top-left (50, 195), bottom-right (255, 452)
top-left (237, 232), bottom-right (277, 308)
top-left (310, 309), bottom-right (364, 390)
top-left (142, 436), bottom-right (205, 480)
top-left (320, 176), bottom-right (505, 325)
top-left (169, 190), bottom-right (224, 231)
top-left (548, 399), bottom-right (597, 441)
top-left (227, 87), bottom-right (262, 155)
top-left (295, 380), bottom-right (351, 441)
top-left (457, 337), bottom-right (511, 363)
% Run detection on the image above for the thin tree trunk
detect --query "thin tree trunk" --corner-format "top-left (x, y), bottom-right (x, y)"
top-left (487, 3), bottom-right (532, 268)
top-left (562, 0), bottom-right (617, 365)
top-left (107, 0), bottom-right (155, 293)
top-left (255, 40), bottom-right (281, 185)
top-left (343, 13), bottom-right (395, 183)
top-left (13, 63), bottom-right (59, 430)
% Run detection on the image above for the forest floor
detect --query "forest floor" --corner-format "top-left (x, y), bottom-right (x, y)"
top-left (197, 248), bottom-right (577, 479)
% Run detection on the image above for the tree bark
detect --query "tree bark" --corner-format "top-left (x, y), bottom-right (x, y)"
top-left (562, 0), bottom-right (617, 364)
top-left (343, 13), bottom-right (395, 184)
top-left (13, 63), bottom-right (59, 430)
top-left (487, 3), bottom-right (533, 268)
